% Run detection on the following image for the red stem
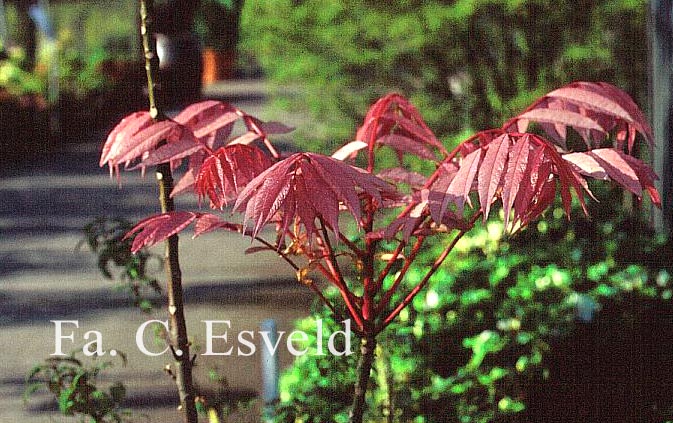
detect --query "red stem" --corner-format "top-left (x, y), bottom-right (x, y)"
top-left (378, 212), bottom-right (481, 331)
top-left (376, 235), bottom-right (426, 314)
top-left (318, 222), bottom-right (365, 332)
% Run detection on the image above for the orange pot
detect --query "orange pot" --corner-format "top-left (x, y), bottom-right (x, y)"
top-left (202, 48), bottom-right (236, 84)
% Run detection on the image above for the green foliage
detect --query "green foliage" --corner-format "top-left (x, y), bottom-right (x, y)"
top-left (1, 0), bottom-right (137, 100)
top-left (25, 353), bottom-right (130, 423)
top-left (51, 38), bottom-right (111, 100)
top-left (0, 40), bottom-right (109, 100)
top-left (81, 217), bottom-right (162, 313)
top-left (0, 47), bottom-right (46, 96)
top-left (273, 189), bottom-right (672, 422)
top-left (241, 0), bottom-right (647, 151)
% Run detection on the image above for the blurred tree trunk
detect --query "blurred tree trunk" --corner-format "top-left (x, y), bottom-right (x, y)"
top-left (650, 0), bottom-right (673, 233)
top-left (14, 0), bottom-right (36, 69)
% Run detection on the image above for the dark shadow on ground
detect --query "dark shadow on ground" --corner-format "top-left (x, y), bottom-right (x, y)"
top-left (0, 279), bottom-right (311, 327)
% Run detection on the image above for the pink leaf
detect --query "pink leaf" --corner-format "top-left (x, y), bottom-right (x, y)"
top-left (126, 212), bottom-right (199, 253)
top-left (501, 135), bottom-right (530, 228)
top-left (377, 134), bottom-right (437, 160)
top-left (445, 148), bottom-right (482, 214)
top-left (477, 134), bottom-right (511, 220)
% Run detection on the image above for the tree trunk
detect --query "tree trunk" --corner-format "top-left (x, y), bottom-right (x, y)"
top-left (140, 1), bottom-right (198, 422)
top-left (349, 335), bottom-right (376, 423)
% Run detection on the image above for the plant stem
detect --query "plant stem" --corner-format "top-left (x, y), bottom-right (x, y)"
top-left (349, 335), bottom-right (377, 423)
top-left (140, 1), bottom-right (198, 422)
top-left (380, 212), bottom-right (481, 330)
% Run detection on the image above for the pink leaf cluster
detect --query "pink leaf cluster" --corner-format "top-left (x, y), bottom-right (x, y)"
top-left (105, 80), bottom-right (661, 334)
top-left (104, 82), bottom-right (660, 319)
top-left (503, 81), bottom-right (653, 153)
top-left (234, 153), bottom-right (396, 239)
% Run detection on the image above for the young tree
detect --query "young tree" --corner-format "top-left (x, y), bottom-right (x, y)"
top-left (101, 29), bottom-right (659, 421)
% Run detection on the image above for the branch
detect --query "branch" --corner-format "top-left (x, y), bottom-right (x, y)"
top-left (375, 235), bottom-right (426, 315)
top-left (318, 221), bottom-right (365, 331)
top-left (378, 212), bottom-right (481, 331)
top-left (139, 1), bottom-right (197, 422)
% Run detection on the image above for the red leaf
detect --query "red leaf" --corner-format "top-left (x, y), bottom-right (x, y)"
top-left (563, 151), bottom-right (610, 180)
top-left (501, 135), bottom-right (530, 228)
top-left (518, 108), bottom-right (605, 134)
top-left (227, 131), bottom-right (262, 146)
top-left (100, 111), bottom-right (153, 168)
top-left (192, 111), bottom-right (240, 139)
top-left (235, 153), bottom-right (396, 239)
top-left (126, 212), bottom-right (199, 253)
top-left (504, 82), bottom-right (653, 154)
top-left (512, 145), bottom-right (548, 226)
top-left (620, 154), bottom-right (661, 207)
top-left (134, 135), bottom-right (205, 168)
top-left (547, 86), bottom-right (632, 122)
top-left (477, 134), bottom-right (511, 220)
top-left (115, 120), bottom-right (185, 167)
top-left (426, 162), bottom-right (459, 223)
top-left (171, 168), bottom-right (197, 197)
top-left (195, 144), bottom-right (273, 209)
top-left (378, 134), bottom-right (437, 160)
top-left (377, 167), bottom-right (427, 189)
top-left (565, 148), bottom-right (660, 205)
top-left (173, 100), bottom-right (228, 126)
top-left (445, 148), bottom-right (482, 214)
top-left (193, 214), bottom-right (239, 237)
top-left (356, 93), bottom-right (447, 157)
top-left (589, 149), bottom-right (641, 196)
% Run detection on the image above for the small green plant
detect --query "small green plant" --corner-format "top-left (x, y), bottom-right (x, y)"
top-left (81, 217), bottom-right (162, 313)
top-left (25, 353), bottom-right (130, 423)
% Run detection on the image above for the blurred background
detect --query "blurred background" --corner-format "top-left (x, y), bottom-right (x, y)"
top-left (1, 1), bottom-right (673, 422)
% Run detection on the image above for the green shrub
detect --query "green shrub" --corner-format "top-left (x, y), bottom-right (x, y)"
top-left (273, 189), bottom-right (672, 423)
top-left (241, 0), bottom-right (648, 151)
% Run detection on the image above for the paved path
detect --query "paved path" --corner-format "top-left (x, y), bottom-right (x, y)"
top-left (0, 80), bottom-right (316, 422)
